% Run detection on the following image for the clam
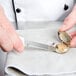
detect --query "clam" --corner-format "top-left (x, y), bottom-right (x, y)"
top-left (54, 31), bottom-right (71, 54)
top-left (55, 42), bottom-right (69, 54)
top-left (58, 31), bottom-right (71, 45)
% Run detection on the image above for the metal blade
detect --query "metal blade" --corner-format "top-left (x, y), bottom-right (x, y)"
top-left (26, 41), bottom-right (56, 52)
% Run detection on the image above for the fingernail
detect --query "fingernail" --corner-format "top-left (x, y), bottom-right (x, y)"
top-left (17, 36), bottom-right (25, 52)
top-left (17, 47), bottom-right (24, 53)
top-left (14, 38), bottom-right (24, 52)
top-left (17, 40), bottom-right (24, 52)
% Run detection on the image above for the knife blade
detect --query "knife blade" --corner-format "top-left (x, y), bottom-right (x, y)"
top-left (26, 41), bottom-right (56, 52)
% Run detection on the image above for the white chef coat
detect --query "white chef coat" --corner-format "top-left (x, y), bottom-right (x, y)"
top-left (0, 0), bottom-right (75, 29)
top-left (0, 0), bottom-right (75, 76)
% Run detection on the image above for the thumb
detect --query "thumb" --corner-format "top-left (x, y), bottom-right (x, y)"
top-left (59, 5), bottom-right (76, 31)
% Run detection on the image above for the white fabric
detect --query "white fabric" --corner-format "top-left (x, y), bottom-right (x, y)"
top-left (14, 0), bottom-right (74, 21)
top-left (5, 22), bottom-right (76, 76)
top-left (0, 0), bottom-right (74, 22)
top-left (0, 0), bottom-right (75, 76)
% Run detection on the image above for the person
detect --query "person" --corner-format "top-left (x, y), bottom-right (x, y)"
top-left (0, 0), bottom-right (75, 52)
top-left (0, 0), bottom-right (76, 76)
top-left (0, 5), bottom-right (24, 52)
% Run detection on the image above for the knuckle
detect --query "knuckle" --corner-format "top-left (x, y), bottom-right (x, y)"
top-left (2, 44), bottom-right (13, 52)
top-left (1, 39), bottom-right (13, 52)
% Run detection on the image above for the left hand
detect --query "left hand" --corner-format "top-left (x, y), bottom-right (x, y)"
top-left (59, 4), bottom-right (76, 48)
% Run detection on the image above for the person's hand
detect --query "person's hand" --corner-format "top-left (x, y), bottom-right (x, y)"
top-left (59, 5), bottom-right (76, 48)
top-left (0, 5), bottom-right (24, 52)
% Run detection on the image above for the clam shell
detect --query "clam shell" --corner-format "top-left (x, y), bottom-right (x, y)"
top-left (55, 42), bottom-right (69, 54)
top-left (58, 31), bottom-right (71, 45)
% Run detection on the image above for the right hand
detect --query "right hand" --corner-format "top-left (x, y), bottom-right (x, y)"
top-left (59, 5), bottom-right (76, 48)
top-left (0, 5), bottom-right (24, 52)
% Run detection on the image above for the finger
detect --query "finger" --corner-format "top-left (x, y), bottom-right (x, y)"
top-left (0, 5), bottom-right (24, 52)
top-left (59, 5), bottom-right (76, 31)
top-left (0, 16), bottom-right (24, 52)
top-left (59, 18), bottom-right (75, 31)
top-left (70, 36), bottom-right (76, 48)
top-left (0, 25), bottom-right (13, 52)
top-left (69, 31), bottom-right (76, 38)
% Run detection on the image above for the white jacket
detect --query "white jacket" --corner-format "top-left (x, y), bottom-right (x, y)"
top-left (0, 0), bottom-right (74, 23)
top-left (0, 0), bottom-right (75, 76)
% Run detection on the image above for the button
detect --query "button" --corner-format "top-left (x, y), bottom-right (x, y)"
top-left (64, 4), bottom-right (69, 11)
top-left (16, 8), bottom-right (21, 13)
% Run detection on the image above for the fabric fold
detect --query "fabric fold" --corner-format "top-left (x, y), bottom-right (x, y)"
top-left (5, 22), bottom-right (76, 76)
